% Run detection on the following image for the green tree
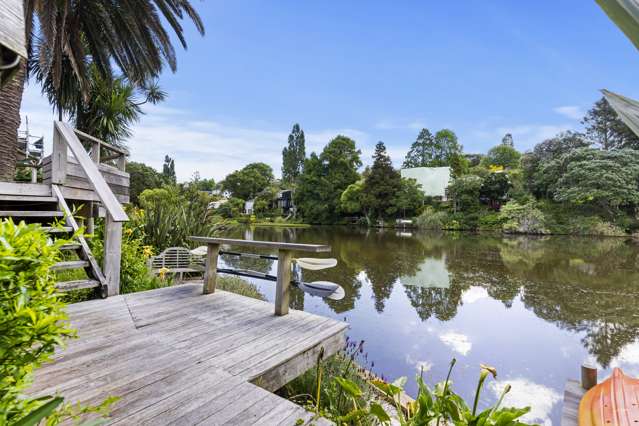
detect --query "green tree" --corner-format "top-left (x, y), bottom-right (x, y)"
top-left (126, 161), bottom-right (165, 204)
top-left (547, 148), bottom-right (639, 214)
top-left (521, 131), bottom-right (590, 197)
top-left (282, 123), bottom-right (306, 185)
top-left (395, 178), bottom-right (424, 218)
top-left (448, 175), bottom-right (483, 213)
top-left (296, 136), bottom-right (362, 223)
top-left (402, 128), bottom-right (463, 168)
top-left (69, 66), bottom-right (166, 145)
top-left (222, 163), bottom-right (275, 200)
top-left (482, 145), bottom-right (521, 169)
top-left (362, 142), bottom-right (403, 219)
top-left (582, 97), bottom-right (639, 150)
top-left (295, 154), bottom-right (332, 223)
top-left (0, 0), bottom-right (204, 181)
top-left (190, 171), bottom-right (216, 192)
top-left (162, 155), bottom-right (176, 185)
top-left (480, 172), bottom-right (512, 209)
top-left (340, 180), bottom-right (366, 217)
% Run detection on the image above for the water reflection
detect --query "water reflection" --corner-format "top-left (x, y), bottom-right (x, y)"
top-left (221, 226), bottom-right (639, 423)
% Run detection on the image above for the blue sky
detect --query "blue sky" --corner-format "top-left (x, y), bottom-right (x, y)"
top-left (21, 0), bottom-right (639, 181)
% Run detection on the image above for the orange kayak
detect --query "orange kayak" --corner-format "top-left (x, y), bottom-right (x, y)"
top-left (579, 368), bottom-right (639, 426)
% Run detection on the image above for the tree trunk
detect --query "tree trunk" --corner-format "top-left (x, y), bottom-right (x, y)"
top-left (0, 61), bottom-right (25, 182)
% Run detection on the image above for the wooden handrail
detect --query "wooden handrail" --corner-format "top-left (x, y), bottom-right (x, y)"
top-left (188, 236), bottom-right (332, 316)
top-left (54, 121), bottom-right (128, 222)
top-left (74, 128), bottom-right (130, 156)
top-left (188, 237), bottom-right (331, 253)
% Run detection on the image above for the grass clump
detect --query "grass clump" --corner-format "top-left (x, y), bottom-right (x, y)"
top-left (217, 276), bottom-right (266, 300)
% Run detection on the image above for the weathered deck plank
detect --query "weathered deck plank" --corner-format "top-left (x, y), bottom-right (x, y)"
top-left (32, 283), bottom-right (347, 425)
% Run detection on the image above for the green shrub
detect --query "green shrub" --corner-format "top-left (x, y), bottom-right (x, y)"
top-left (414, 207), bottom-right (448, 230)
top-left (0, 220), bottom-right (114, 424)
top-left (478, 212), bottom-right (506, 231)
top-left (499, 201), bottom-right (548, 234)
top-left (137, 186), bottom-right (228, 250)
top-left (92, 218), bottom-right (165, 295)
top-left (564, 216), bottom-right (625, 237)
top-left (217, 276), bottom-right (265, 300)
top-left (0, 220), bottom-right (73, 422)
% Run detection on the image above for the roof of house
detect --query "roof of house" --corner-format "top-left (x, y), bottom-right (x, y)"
top-left (400, 167), bottom-right (451, 197)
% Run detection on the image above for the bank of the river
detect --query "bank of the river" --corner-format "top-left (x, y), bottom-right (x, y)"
top-left (218, 225), bottom-right (639, 425)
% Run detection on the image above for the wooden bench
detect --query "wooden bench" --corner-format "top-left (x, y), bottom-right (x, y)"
top-left (188, 237), bottom-right (331, 316)
top-left (147, 247), bottom-right (204, 282)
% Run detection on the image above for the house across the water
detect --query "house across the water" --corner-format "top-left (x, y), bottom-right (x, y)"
top-left (400, 166), bottom-right (451, 200)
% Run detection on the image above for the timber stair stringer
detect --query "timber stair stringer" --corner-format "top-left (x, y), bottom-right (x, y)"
top-left (51, 184), bottom-right (107, 297)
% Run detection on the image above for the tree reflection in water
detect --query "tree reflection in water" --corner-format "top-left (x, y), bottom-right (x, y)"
top-left (224, 226), bottom-right (639, 368)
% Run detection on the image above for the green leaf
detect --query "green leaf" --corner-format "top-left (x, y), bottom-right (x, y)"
top-left (369, 402), bottom-right (391, 424)
top-left (392, 376), bottom-right (408, 389)
top-left (335, 377), bottom-right (362, 398)
top-left (13, 397), bottom-right (64, 426)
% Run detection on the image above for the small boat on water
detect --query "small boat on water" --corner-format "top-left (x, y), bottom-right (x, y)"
top-left (579, 368), bottom-right (639, 426)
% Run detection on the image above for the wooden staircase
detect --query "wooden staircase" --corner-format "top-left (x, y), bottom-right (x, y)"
top-left (1, 121), bottom-right (130, 297)
top-left (0, 185), bottom-right (108, 296)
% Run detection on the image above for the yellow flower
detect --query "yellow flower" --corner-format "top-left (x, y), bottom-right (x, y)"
top-left (125, 228), bottom-right (134, 236)
top-left (143, 246), bottom-right (154, 258)
top-left (158, 267), bottom-right (170, 279)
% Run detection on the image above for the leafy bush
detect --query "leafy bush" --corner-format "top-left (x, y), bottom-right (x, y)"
top-left (478, 212), bottom-right (506, 231)
top-left (286, 348), bottom-right (535, 426)
top-left (92, 216), bottom-right (164, 294)
top-left (414, 207), bottom-right (448, 230)
top-left (499, 201), bottom-right (548, 234)
top-left (138, 186), bottom-right (229, 250)
top-left (0, 220), bottom-right (114, 424)
top-left (216, 276), bottom-right (265, 300)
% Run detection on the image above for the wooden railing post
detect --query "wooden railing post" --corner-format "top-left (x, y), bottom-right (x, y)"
top-left (51, 125), bottom-right (67, 184)
top-left (204, 243), bottom-right (220, 294)
top-left (275, 249), bottom-right (293, 316)
top-left (89, 139), bottom-right (100, 163)
top-left (104, 214), bottom-right (123, 296)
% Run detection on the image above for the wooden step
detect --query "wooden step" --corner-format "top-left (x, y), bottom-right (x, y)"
top-left (56, 279), bottom-right (100, 291)
top-left (42, 226), bottom-right (73, 233)
top-left (0, 210), bottom-right (64, 218)
top-left (59, 243), bottom-right (81, 251)
top-left (0, 195), bottom-right (58, 203)
top-left (51, 260), bottom-right (89, 271)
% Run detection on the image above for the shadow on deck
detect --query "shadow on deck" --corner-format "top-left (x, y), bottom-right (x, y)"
top-left (32, 283), bottom-right (348, 425)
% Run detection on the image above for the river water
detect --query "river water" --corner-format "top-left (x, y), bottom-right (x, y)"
top-left (218, 226), bottom-right (639, 425)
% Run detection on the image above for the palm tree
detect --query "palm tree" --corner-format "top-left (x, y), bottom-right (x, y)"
top-left (0, 0), bottom-right (204, 181)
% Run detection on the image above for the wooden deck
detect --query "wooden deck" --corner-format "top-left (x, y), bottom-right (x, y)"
top-left (31, 283), bottom-right (348, 425)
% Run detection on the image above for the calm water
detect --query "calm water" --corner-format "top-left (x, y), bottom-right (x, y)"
top-left (218, 226), bottom-right (639, 425)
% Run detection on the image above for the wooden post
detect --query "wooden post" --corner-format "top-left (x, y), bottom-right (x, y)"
top-left (275, 249), bottom-right (293, 316)
top-left (86, 202), bottom-right (95, 237)
top-left (581, 364), bottom-right (597, 390)
top-left (203, 243), bottom-right (220, 294)
top-left (90, 139), bottom-right (100, 163)
top-left (51, 125), bottom-right (67, 184)
top-left (116, 154), bottom-right (126, 171)
top-left (103, 214), bottom-right (122, 296)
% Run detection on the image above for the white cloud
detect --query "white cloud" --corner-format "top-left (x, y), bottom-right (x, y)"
top-left (461, 286), bottom-right (489, 304)
top-left (439, 332), bottom-right (472, 356)
top-left (553, 106), bottom-right (583, 120)
top-left (472, 123), bottom-right (573, 151)
top-left (374, 118), bottom-right (426, 130)
top-left (19, 85), bottom-right (370, 182)
top-left (405, 354), bottom-right (433, 374)
top-left (489, 378), bottom-right (561, 426)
